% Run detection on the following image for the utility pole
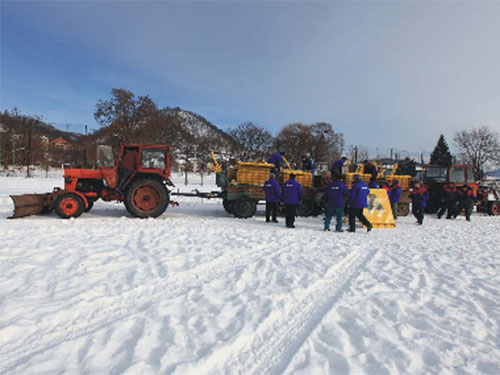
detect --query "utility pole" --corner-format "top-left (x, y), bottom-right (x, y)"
top-left (354, 146), bottom-right (358, 165)
top-left (12, 136), bottom-right (15, 167)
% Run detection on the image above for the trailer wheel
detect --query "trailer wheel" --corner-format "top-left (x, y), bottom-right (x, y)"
top-left (297, 200), bottom-right (314, 217)
top-left (233, 200), bottom-right (256, 218)
top-left (223, 199), bottom-right (234, 214)
top-left (55, 193), bottom-right (85, 219)
top-left (397, 203), bottom-right (409, 217)
top-left (124, 178), bottom-right (168, 218)
top-left (487, 201), bottom-right (500, 216)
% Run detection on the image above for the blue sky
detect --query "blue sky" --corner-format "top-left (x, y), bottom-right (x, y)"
top-left (1, 1), bottom-right (499, 155)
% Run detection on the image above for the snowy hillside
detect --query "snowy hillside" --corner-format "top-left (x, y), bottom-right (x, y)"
top-left (161, 107), bottom-right (235, 148)
top-left (0, 174), bottom-right (499, 374)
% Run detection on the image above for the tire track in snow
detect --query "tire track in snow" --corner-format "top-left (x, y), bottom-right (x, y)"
top-left (0, 242), bottom-right (287, 373)
top-left (207, 246), bottom-right (377, 375)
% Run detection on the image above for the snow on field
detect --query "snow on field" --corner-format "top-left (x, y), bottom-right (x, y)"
top-left (1, 172), bottom-right (499, 375)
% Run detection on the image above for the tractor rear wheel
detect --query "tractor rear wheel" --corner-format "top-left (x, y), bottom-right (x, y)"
top-left (124, 178), bottom-right (168, 218)
top-left (55, 193), bottom-right (85, 219)
top-left (487, 201), bottom-right (500, 216)
top-left (233, 200), bottom-right (256, 218)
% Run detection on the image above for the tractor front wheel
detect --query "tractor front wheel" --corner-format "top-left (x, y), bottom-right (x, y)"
top-left (124, 178), bottom-right (169, 218)
top-left (55, 193), bottom-right (85, 219)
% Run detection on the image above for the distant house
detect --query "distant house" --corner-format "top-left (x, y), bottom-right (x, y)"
top-left (50, 137), bottom-right (71, 150)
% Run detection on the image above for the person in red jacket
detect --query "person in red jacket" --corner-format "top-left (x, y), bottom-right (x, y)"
top-left (116, 148), bottom-right (138, 194)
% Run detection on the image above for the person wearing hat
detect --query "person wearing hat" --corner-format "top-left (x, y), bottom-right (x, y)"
top-left (283, 173), bottom-right (302, 228)
top-left (390, 178), bottom-right (402, 220)
top-left (346, 174), bottom-right (372, 232)
top-left (409, 181), bottom-right (429, 225)
top-left (369, 176), bottom-right (379, 188)
top-left (323, 173), bottom-right (349, 232)
top-left (263, 172), bottom-right (282, 223)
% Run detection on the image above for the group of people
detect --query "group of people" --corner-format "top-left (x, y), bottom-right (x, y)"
top-left (264, 170), bottom-right (374, 232)
top-left (263, 154), bottom-right (435, 230)
top-left (437, 182), bottom-right (477, 221)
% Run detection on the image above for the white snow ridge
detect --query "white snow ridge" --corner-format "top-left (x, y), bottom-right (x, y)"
top-left (1, 174), bottom-right (499, 375)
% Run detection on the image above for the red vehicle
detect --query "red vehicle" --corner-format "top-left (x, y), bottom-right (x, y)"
top-left (423, 164), bottom-right (477, 213)
top-left (10, 144), bottom-right (174, 219)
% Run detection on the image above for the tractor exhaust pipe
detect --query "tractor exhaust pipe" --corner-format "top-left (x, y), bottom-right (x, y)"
top-left (9, 191), bottom-right (60, 219)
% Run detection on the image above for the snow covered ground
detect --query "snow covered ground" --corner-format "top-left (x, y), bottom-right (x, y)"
top-left (1, 171), bottom-right (499, 375)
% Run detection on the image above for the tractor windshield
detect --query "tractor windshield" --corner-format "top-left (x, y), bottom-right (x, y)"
top-left (425, 167), bottom-right (447, 183)
top-left (141, 148), bottom-right (166, 169)
top-left (449, 166), bottom-right (466, 184)
top-left (96, 145), bottom-right (114, 167)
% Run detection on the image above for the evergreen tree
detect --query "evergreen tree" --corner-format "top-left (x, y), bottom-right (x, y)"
top-left (430, 134), bottom-right (453, 167)
top-left (396, 157), bottom-right (417, 176)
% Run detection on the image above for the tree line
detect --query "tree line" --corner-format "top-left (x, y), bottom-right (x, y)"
top-left (1, 88), bottom-right (499, 180)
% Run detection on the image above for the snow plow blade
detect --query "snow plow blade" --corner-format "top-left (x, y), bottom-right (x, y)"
top-left (9, 193), bottom-right (58, 219)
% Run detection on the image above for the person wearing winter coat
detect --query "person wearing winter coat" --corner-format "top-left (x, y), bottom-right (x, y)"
top-left (437, 182), bottom-right (457, 219)
top-left (409, 182), bottom-right (429, 225)
top-left (283, 173), bottom-right (303, 228)
top-left (390, 178), bottom-right (402, 220)
top-left (267, 152), bottom-right (284, 173)
top-left (323, 174), bottom-right (349, 232)
top-left (369, 176), bottom-right (379, 188)
top-left (330, 157), bottom-right (347, 179)
top-left (454, 185), bottom-right (477, 221)
top-left (263, 173), bottom-right (282, 223)
top-left (363, 160), bottom-right (378, 179)
top-left (347, 174), bottom-right (372, 232)
top-left (382, 180), bottom-right (392, 201)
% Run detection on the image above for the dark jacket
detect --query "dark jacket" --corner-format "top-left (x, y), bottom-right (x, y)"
top-left (324, 180), bottom-right (349, 208)
top-left (369, 181), bottom-right (380, 188)
top-left (390, 183), bottom-right (402, 203)
top-left (283, 178), bottom-right (303, 205)
top-left (456, 186), bottom-right (477, 205)
top-left (263, 178), bottom-right (282, 203)
top-left (268, 154), bottom-right (283, 170)
top-left (441, 184), bottom-right (456, 203)
top-left (409, 186), bottom-right (429, 208)
top-left (330, 158), bottom-right (345, 177)
top-left (364, 163), bottom-right (378, 179)
top-left (348, 179), bottom-right (370, 209)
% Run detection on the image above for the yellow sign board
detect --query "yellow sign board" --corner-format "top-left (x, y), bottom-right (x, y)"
top-left (364, 189), bottom-right (395, 228)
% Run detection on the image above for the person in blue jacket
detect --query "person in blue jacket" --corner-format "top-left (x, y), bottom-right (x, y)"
top-left (369, 176), bottom-right (379, 188)
top-left (390, 178), bottom-right (402, 220)
top-left (454, 184), bottom-right (477, 221)
top-left (267, 152), bottom-right (284, 173)
top-left (347, 174), bottom-right (372, 232)
top-left (409, 182), bottom-right (429, 225)
top-left (330, 156), bottom-right (347, 179)
top-left (283, 173), bottom-right (302, 228)
top-left (323, 174), bottom-right (349, 232)
top-left (263, 173), bottom-right (281, 223)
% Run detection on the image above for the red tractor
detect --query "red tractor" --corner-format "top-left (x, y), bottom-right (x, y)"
top-left (10, 144), bottom-right (174, 219)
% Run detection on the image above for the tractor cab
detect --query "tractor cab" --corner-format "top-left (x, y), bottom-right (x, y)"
top-left (423, 164), bottom-right (477, 212)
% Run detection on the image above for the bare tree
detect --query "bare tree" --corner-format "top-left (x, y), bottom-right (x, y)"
top-left (275, 122), bottom-right (344, 167)
top-left (454, 126), bottom-right (500, 180)
top-left (228, 122), bottom-right (273, 161)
